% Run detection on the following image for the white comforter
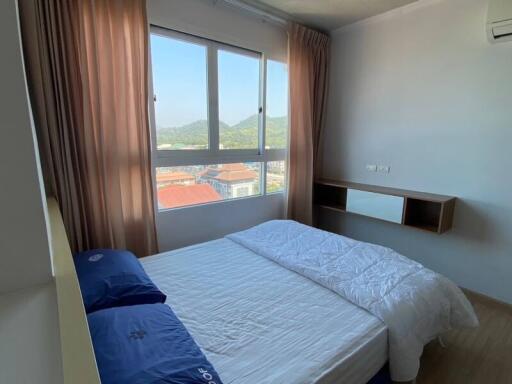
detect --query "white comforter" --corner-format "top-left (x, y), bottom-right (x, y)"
top-left (227, 220), bottom-right (479, 382)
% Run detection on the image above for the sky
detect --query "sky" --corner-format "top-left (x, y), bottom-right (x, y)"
top-left (151, 34), bottom-right (288, 129)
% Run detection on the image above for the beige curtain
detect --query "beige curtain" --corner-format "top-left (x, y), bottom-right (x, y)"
top-left (19, 0), bottom-right (157, 256)
top-left (287, 23), bottom-right (330, 226)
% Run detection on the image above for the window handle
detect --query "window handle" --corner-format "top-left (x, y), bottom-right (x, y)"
top-left (259, 107), bottom-right (263, 113)
top-left (153, 94), bottom-right (157, 102)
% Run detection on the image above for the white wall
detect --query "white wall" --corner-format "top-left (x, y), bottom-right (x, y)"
top-left (0, 0), bottom-right (53, 293)
top-left (147, 0), bottom-right (287, 251)
top-left (156, 194), bottom-right (284, 250)
top-left (0, 283), bottom-right (63, 384)
top-left (321, 0), bottom-right (512, 304)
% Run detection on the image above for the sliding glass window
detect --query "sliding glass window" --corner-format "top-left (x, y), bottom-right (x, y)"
top-left (149, 27), bottom-right (288, 210)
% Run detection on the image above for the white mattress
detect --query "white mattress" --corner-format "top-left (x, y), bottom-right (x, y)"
top-left (141, 238), bottom-right (387, 384)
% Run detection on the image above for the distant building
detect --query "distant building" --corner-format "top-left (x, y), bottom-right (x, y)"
top-left (199, 163), bottom-right (257, 199)
top-left (267, 161), bottom-right (285, 173)
top-left (156, 171), bottom-right (196, 187)
top-left (158, 184), bottom-right (221, 209)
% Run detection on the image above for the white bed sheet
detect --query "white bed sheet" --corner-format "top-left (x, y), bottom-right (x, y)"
top-left (228, 220), bottom-right (478, 381)
top-left (141, 238), bottom-right (387, 384)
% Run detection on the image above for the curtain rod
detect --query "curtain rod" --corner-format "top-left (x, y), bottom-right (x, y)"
top-left (216, 0), bottom-right (289, 27)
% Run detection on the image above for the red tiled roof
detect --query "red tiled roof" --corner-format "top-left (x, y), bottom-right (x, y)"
top-left (156, 171), bottom-right (195, 183)
top-left (200, 163), bottom-right (257, 182)
top-left (158, 184), bottom-right (221, 209)
top-left (214, 170), bottom-right (257, 182)
top-left (218, 163), bottom-right (246, 171)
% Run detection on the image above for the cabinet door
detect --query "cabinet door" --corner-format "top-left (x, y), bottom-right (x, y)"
top-left (346, 189), bottom-right (404, 224)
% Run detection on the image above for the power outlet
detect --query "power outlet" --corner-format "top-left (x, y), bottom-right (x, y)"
top-left (377, 165), bottom-right (390, 173)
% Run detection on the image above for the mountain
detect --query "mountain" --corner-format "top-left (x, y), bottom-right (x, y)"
top-left (157, 114), bottom-right (287, 149)
top-left (265, 116), bottom-right (288, 148)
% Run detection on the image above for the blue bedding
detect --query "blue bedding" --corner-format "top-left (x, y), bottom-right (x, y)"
top-left (74, 248), bottom-right (166, 313)
top-left (88, 303), bottom-right (223, 384)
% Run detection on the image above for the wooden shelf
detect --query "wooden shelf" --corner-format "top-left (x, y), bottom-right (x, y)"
top-left (314, 183), bottom-right (347, 211)
top-left (317, 204), bottom-right (346, 213)
top-left (315, 179), bottom-right (456, 234)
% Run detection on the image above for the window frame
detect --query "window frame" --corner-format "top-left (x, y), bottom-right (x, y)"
top-left (148, 26), bottom-right (287, 210)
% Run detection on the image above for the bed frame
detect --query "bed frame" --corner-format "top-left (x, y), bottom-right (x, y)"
top-left (47, 196), bottom-right (486, 384)
top-left (47, 198), bottom-right (100, 384)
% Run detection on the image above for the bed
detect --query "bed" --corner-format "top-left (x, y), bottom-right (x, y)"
top-left (141, 220), bottom-right (478, 384)
top-left (142, 238), bottom-right (387, 384)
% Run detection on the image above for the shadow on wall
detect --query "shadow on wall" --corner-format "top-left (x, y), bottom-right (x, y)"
top-left (450, 198), bottom-right (504, 246)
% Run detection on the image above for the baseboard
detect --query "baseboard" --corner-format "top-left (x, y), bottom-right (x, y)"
top-left (462, 287), bottom-right (512, 315)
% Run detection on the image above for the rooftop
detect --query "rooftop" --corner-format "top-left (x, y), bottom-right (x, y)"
top-left (200, 163), bottom-right (258, 183)
top-left (214, 170), bottom-right (257, 182)
top-left (158, 184), bottom-right (221, 209)
top-left (156, 171), bottom-right (196, 183)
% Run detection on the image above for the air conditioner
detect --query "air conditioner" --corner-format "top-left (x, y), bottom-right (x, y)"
top-left (487, 0), bottom-right (512, 43)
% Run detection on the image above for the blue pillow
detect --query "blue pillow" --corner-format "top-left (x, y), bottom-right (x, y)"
top-left (74, 249), bottom-right (166, 313)
top-left (88, 303), bottom-right (223, 384)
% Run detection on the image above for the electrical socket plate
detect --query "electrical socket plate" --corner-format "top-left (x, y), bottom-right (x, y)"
top-left (378, 165), bottom-right (390, 173)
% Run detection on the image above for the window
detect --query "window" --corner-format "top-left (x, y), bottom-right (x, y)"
top-left (266, 60), bottom-right (288, 149)
top-left (150, 27), bottom-right (288, 210)
top-left (150, 34), bottom-right (208, 150)
top-left (266, 161), bottom-right (286, 193)
top-left (155, 163), bottom-right (261, 209)
top-left (218, 50), bottom-right (260, 150)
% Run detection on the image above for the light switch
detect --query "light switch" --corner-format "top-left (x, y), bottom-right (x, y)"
top-left (366, 164), bottom-right (377, 172)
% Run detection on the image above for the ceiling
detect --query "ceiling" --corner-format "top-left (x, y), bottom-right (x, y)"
top-left (251, 0), bottom-right (418, 31)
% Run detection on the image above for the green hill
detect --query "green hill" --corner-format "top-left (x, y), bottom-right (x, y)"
top-left (157, 114), bottom-right (287, 149)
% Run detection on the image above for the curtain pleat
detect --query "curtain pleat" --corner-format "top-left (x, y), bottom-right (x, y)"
top-left (19, 0), bottom-right (157, 256)
top-left (287, 23), bottom-right (330, 225)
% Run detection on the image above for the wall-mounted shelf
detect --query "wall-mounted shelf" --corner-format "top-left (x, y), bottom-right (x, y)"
top-left (314, 179), bottom-right (456, 234)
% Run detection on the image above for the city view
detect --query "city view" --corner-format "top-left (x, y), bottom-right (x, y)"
top-left (156, 161), bottom-right (285, 209)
